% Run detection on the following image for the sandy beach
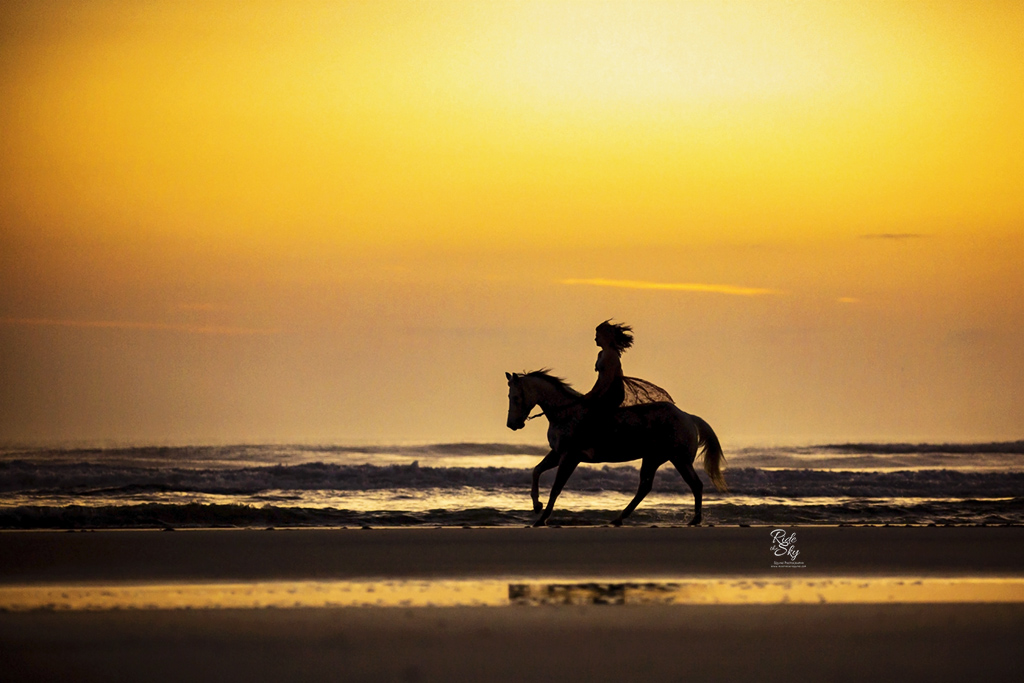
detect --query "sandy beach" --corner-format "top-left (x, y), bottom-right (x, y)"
top-left (2, 526), bottom-right (1024, 583)
top-left (1, 526), bottom-right (1022, 682)
top-left (3, 603), bottom-right (1022, 682)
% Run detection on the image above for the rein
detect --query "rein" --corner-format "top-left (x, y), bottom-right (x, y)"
top-left (526, 399), bottom-right (581, 423)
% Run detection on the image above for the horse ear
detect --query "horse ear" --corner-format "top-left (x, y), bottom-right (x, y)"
top-left (505, 372), bottom-right (512, 381)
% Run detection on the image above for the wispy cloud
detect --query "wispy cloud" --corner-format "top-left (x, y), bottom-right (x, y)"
top-left (0, 317), bottom-right (280, 336)
top-left (560, 278), bottom-right (782, 296)
top-left (175, 303), bottom-right (228, 312)
top-left (859, 233), bottom-right (929, 240)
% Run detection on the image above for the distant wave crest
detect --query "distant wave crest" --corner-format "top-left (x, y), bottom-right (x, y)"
top-left (815, 441), bottom-right (1024, 454)
top-left (0, 442), bottom-right (551, 461)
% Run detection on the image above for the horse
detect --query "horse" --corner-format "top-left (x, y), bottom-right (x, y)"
top-left (505, 370), bottom-right (727, 527)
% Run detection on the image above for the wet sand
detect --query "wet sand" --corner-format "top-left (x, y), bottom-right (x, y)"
top-left (2, 527), bottom-right (1023, 682)
top-left (2, 603), bottom-right (1022, 683)
top-left (3, 526), bottom-right (1024, 583)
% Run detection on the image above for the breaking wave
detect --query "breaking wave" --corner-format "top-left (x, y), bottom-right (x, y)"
top-left (2, 498), bottom-right (1021, 529)
top-left (1, 441), bottom-right (1022, 528)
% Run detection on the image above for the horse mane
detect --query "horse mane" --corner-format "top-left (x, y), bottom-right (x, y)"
top-left (523, 369), bottom-right (583, 398)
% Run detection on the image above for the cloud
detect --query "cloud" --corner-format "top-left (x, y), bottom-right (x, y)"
top-left (858, 233), bottom-right (929, 240)
top-left (0, 317), bottom-right (279, 336)
top-left (560, 278), bottom-right (782, 296)
top-left (175, 303), bottom-right (228, 312)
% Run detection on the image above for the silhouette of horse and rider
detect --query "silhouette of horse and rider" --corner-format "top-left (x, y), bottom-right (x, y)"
top-left (506, 320), bottom-right (727, 526)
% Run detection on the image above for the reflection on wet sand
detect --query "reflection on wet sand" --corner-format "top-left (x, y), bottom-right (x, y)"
top-left (2, 577), bottom-right (1023, 610)
top-left (508, 578), bottom-right (1024, 605)
top-left (0, 580), bottom-right (508, 611)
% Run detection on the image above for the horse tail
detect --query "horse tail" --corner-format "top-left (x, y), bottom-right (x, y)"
top-left (692, 415), bottom-right (728, 492)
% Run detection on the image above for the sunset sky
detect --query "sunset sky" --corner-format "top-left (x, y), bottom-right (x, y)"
top-left (1, 1), bottom-right (1021, 446)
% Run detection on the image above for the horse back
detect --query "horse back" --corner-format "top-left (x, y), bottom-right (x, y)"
top-left (615, 401), bottom-right (689, 427)
top-left (590, 402), bottom-right (697, 461)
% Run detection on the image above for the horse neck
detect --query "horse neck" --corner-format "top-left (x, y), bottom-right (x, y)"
top-left (527, 378), bottom-right (577, 414)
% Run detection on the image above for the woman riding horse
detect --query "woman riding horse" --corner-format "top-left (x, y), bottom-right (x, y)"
top-left (575, 320), bottom-right (673, 457)
top-left (504, 365), bottom-right (725, 526)
top-left (505, 319), bottom-right (719, 526)
top-left (571, 320), bottom-right (629, 458)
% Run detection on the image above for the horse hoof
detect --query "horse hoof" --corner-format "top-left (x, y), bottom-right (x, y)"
top-left (611, 518), bottom-right (623, 527)
top-left (532, 502), bottom-right (542, 513)
top-left (688, 517), bottom-right (702, 527)
top-left (532, 518), bottom-right (548, 528)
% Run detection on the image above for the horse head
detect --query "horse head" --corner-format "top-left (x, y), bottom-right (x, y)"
top-left (505, 372), bottom-right (535, 431)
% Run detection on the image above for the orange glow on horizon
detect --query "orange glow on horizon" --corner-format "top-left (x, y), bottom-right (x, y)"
top-left (1, 1), bottom-right (1021, 443)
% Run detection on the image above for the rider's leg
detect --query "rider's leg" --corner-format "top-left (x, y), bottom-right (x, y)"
top-left (574, 403), bottom-right (613, 464)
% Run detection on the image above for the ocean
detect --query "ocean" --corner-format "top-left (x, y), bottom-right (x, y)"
top-left (1, 442), bottom-right (1022, 528)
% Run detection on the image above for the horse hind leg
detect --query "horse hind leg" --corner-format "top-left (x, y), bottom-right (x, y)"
top-left (611, 458), bottom-right (659, 527)
top-left (670, 456), bottom-right (704, 526)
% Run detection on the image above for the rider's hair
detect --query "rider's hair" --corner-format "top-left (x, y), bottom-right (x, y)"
top-left (597, 320), bottom-right (634, 353)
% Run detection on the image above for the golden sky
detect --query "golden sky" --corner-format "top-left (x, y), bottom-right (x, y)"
top-left (1, 1), bottom-right (1021, 444)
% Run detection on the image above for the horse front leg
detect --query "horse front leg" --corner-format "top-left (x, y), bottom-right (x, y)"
top-left (531, 450), bottom-right (562, 513)
top-left (534, 454), bottom-right (580, 527)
